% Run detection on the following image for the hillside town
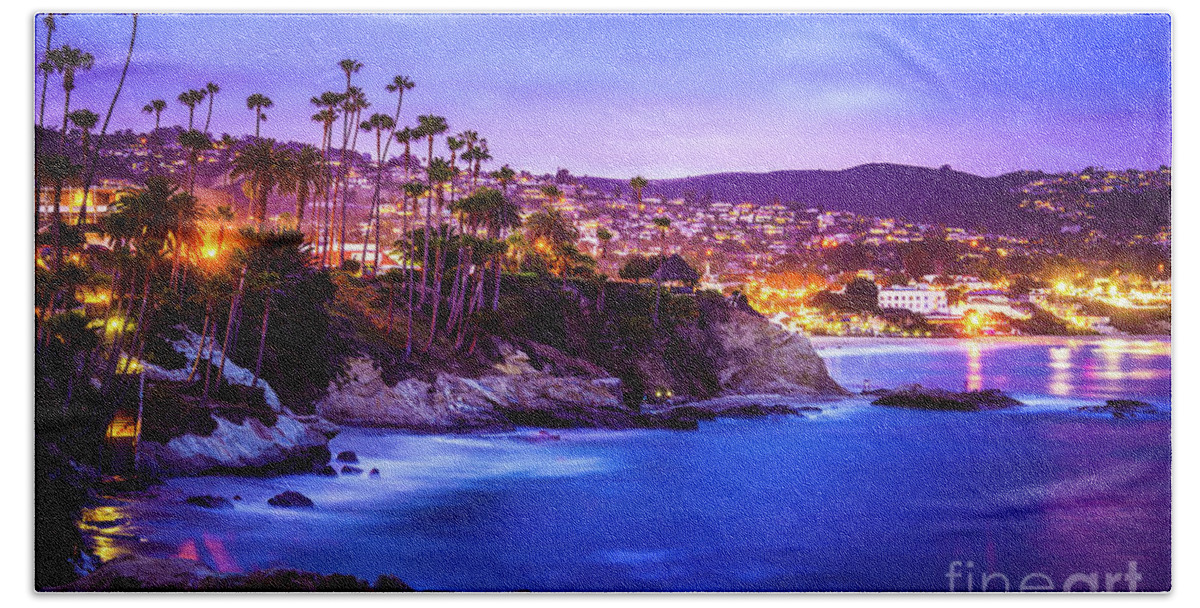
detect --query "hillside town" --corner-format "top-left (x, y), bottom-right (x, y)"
top-left (38, 131), bottom-right (1171, 341)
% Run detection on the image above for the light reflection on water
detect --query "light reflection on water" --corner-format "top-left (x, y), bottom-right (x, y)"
top-left (817, 337), bottom-right (1170, 405)
top-left (81, 337), bottom-right (1170, 591)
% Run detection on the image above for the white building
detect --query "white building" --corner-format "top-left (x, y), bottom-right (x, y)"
top-left (878, 286), bottom-right (949, 315)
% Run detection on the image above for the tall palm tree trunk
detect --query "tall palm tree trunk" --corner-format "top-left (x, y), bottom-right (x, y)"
top-left (251, 294), bottom-right (271, 393)
top-left (420, 191), bottom-right (432, 305)
top-left (81, 14), bottom-right (137, 226)
top-left (186, 299), bottom-right (213, 383)
top-left (209, 267), bottom-right (245, 401)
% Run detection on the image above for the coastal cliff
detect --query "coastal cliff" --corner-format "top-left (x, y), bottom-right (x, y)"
top-left (136, 413), bottom-right (336, 476)
top-left (317, 299), bottom-right (845, 431)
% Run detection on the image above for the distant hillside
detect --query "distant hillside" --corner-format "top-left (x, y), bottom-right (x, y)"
top-left (577, 163), bottom-right (1043, 231)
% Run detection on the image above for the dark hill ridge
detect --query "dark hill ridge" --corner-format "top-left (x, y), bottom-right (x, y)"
top-left (578, 163), bottom-right (1044, 231)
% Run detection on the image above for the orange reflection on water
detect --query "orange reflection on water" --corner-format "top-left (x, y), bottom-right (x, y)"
top-left (78, 505), bottom-right (133, 563)
top-left (966, 342), bottom-right (983, 391)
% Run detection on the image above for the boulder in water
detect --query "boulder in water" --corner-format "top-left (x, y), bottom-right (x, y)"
top-left (368, 468), bottom-right (381, 477)
top-left (341, 465), bottom-right (363, 475)
top-left (335, 450), bottom-right (359, 463)
top-left (1075, 399), bottom-right (1163, 419)
top-left (267, 491), bottom-right (314, 509)
top-left (871, 384), bottom-right (1023, 411)
top-left (316, 465), bottom-right (337, 477)
top-left (185, 495), bottom-right (233, 509)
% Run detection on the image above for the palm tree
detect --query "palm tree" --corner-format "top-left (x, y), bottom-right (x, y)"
top-left (345, 86), bottom-right (370, 152)
top-left (68, 109), bottom-right (99, 223)
top-left (178, 129), bottom-right (211, 196)
top-left (338, 59), bottom-right (365, 142)
top-left (401, 180), bottom-right (427, 359)
top-left (332, 60), bottom-right (364, 265)
top-left (78, 13), bottom-right (137, 236)
top-left (488, 191), bottom-right (522, 311)
top-left (230, 138), bottom-right (290, 224)
top-left (37, 14), bottom-right (57, 129)
top-left (178, 88), bottom-right (206, 130)
top-left (202, 81), bottom-right (220, 134)
top-left (414, 115), bottom-right (448, 302)
top-left (490, 164), bottom-right (517, 196)
top-left (210, 204), bottom-right (235, 253)
top-left (470, 140), bottom-right (492, 189)
top-left (385, 76), bottom-right (416, 118)
top-left (653, 216), bottom-right (671, 253)
top-left (597, 227), bottom-right (613, 269)
top-left (142, 99), bottom-right (166, 131)
top-left (288, 144), bottom-right (325, 233)
top-left (185, 266), bottom-right (228, 384)
top-left (630, 175), bottom-right (649, 207)
top-left (46, 45), bottom-right (95, 151)
top-left (310, 92), bottom-right (343, 264)
top-left (541, 185), bottom-right (564, 204)
top-left (246, 93), bottom-right (273, 138)
top-left (525, 207), bottom-right (579, 278)
top-left (455, 130), bottom-right (478, 192)
top-left (357, 112), bottom-right (397, 273)
top-left (360, 77), bottom-right (414, 272)
top-left (447, 136), bottom-right (464, 203)
top-left (423, 157), bottom-right (457, 348)
top-left (249, 267), bottom-right (283, 393)
top-left (395, 126), bottom-right (416, 170)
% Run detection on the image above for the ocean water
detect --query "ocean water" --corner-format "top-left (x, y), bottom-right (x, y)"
top-left (85, 337), bottom-right (1171, 591)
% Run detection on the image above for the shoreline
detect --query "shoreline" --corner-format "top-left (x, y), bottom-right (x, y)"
top-left (808, 334), bottom-right (1172, 351)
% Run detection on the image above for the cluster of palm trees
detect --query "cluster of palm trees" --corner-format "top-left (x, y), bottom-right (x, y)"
top-left (35, 22), bottom-right (540, 406)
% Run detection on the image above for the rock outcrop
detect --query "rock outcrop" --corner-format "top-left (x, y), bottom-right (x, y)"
top-left (316, 353), bottom-right (663, 431)
top-left (709, 308), bottom-right (847, 397)
top-left (267, 490), bottom-right (314, 508)
top-left (51, 555), bottom-right (414, 591)
top-left (870, 384), bottom-right (1023, 411)
top-left (137, 413), bottom-right (335, 476)
top-left (317, 310), bottom-right (843, 432)
top-left (1075, 399), bottom-right (1165, 419)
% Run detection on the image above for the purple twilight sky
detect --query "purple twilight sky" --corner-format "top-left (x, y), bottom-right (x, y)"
top-left (34, 13), bottom-right (1171, 179)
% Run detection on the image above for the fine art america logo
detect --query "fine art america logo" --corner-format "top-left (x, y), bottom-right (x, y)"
top-left (946, 561), bottom-right (1145, 592)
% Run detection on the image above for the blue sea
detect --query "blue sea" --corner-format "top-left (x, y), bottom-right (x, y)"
top-left (86, 336), bottom-right (1171, 591)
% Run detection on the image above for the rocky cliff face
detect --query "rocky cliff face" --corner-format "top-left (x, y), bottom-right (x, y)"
top-left (316, 341), bottom-right (644, 431)
top-left (317, 307), bottom-right (844, 432)
top-left (137, 413), bottom-right (336, 476)
top-left (709, 308), bottom-right (847, 397)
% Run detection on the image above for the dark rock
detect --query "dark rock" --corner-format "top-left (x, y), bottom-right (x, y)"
top-left (662, 406), bottom-right (718, 423)
top-left (871, 384), bottom-right (1023, 411)
top-left (267, 491), bottom-right (314, 509)
top-left (341, 465), bottom-right (363, 475)
top-left (185, 495), bottom-right (233, 509)
top-left (517, 430), bottom-right (562, 443)
top-left (51, 556), bottom-right (417, 591)
top-left (368, 468), bottom-right (380, 477)
top-left (316, 465), bottom-right (337, 477)
top-left (1075, 399), bottom-right (1164, 419)
top-left (373, 574), bottom-right (415, 591)
top-left (335, 450), bottom-right (358, 463)
top-left (50, 555), bottom-right (218, 591)
top-left (719, 403), bottom-right (798, 418)
top-left (233, 495), bottom-right (242, 501)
